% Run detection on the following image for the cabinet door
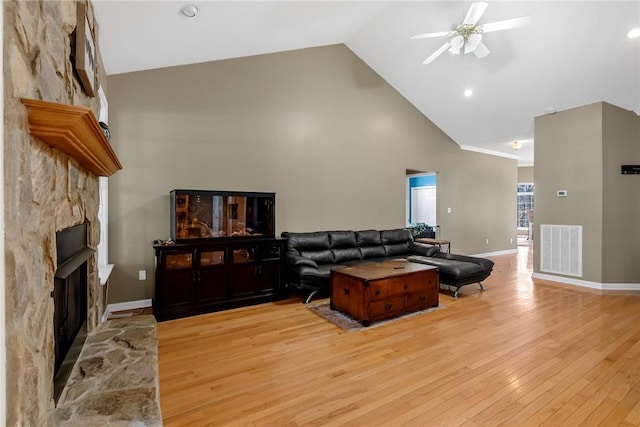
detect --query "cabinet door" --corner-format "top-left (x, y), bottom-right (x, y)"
top-left (230, 246), bottom-right (256, 297)
top-left (156, 250), bottom-right (194, 308)
top-left (197, 248), bottom-right (226, 303)
top-left (256, 260), bottom-right (280, 293)
top-left (256, 241), bottom-right (281, 262)
top-left (256, 241), bottom-right (282, 293)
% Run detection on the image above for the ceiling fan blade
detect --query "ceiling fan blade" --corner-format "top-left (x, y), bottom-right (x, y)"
top-left (473, 42), bottom-right (490, 59)
top-left (480, 16), bottom-right (532, 33)
top-left (410, 31), bottom-right (454, 40)
top-left (465, 33), bottom-right (482, 54)
top-left (463, 2), bottom-right (489, 26)
top-left (448, 35), bottom-right (464, 55)
top-left (423, 41), bottom-right (452, 64)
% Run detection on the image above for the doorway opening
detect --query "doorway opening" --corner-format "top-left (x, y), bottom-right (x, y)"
top-left (406, 171), bottom-right (437, 238)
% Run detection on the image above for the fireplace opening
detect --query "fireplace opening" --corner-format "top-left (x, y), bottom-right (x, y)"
top-left (52, 223), bottom-right (94, 403)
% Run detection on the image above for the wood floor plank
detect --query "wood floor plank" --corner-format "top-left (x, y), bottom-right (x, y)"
top-left (157, 244), bottom-right (640, 426)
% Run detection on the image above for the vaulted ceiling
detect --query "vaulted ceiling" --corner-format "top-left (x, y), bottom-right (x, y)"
top-left (92, 1), bottom-right (640, 166)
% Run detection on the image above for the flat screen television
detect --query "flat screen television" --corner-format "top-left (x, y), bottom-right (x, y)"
top-left (170, 190), bottom-right (275, 242)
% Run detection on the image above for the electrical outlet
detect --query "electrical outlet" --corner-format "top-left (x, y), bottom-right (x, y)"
top-left (485, 238), bottom-right (489, 245)
top-left (510, 238), bottom-right (513, 244)
top-left (447, 207), bottom-right (452, 213)
top-left (138, 270), bottom-right (147, 281)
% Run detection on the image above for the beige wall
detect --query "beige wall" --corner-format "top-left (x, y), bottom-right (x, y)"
top-left (534, 102), bottom-right (640, 284)
top-left (601, 103), bottom-right (640, 282)
top-left (518, 166), bottom-right (534, 183)
top-left (106, 45), bottom-right (517, 303)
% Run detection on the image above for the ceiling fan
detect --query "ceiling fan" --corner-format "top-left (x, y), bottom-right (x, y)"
top-left (411, 2), bottom-right (531, 64)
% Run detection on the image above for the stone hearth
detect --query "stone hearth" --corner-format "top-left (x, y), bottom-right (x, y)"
top-left (54, 315), bottom-right (162, 426)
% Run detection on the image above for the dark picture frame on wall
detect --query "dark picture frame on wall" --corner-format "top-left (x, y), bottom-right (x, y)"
top-left (75, 2), bottom-right (96, 97)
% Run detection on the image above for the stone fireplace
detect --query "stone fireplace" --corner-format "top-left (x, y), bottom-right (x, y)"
top-left (3, 1), bottom-right (118, 424)
top-left (4, 135), bottom-right (103, 424)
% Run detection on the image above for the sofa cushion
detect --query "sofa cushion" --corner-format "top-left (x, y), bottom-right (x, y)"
top-left (434, 252), bottom-right (495, 271)
top-left (360, 246), bottom-right (386, 258)
top-left (284, 231), bottom-right (335, 264)
top-left (381, 229), bottom-right (413, 256)
top-left (356, 230), bottom-right (386, 259)
top-left (298, 249), bottom-right (334, 265)
top-left (298, 263), bottom-right (347, 278)
top-left (355, 230), bottom-right (382, 246)
top-left (333, 247), bottom-right (363, 263)
top-left (284, 231), bottom-right (330, 251)
top-left (407, 254), bottom-right (493, 283)
top-left (411, 257), bottom-right (484, 278)
top-left (327, 231), bottom-right (362, 263)
top-left (411, 243), bottom-right (440, 257)
top-left (328, 231), bottom-right (357, 248)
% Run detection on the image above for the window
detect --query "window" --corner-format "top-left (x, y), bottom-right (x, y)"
top-left (517, 183), bottom-right (534, 229)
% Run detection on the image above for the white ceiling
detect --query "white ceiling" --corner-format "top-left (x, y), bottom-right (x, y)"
top-left (92, 1), bottom-right (640, 166)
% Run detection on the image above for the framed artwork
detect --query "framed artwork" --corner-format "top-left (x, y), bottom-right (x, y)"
top-left (75, 2), bottom-right (96, 97)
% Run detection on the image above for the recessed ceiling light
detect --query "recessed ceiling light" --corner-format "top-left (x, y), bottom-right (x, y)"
top-left (181, 5), bottom-right (198, 18)
top-left (628, 27), bottom-right (640, 39)
top-left (464, 89), bottom-right (473, 97)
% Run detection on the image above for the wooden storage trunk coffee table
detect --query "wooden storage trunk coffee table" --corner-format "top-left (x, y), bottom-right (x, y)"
top-left (330, 260), bottom-right (439, 326)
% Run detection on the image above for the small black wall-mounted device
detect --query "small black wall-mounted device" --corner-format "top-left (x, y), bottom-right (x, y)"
top-left (621, 165), bottom-right (640, 175)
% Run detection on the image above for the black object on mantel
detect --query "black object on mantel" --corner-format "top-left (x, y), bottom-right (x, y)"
top-left (621, 165), bottom-right (640, 174)
top-left (98, 121), bottom-right (110, 140)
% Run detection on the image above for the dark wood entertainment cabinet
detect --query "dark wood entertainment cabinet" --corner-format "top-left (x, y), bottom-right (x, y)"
top-left (153, 238), bottom-right (285, 321)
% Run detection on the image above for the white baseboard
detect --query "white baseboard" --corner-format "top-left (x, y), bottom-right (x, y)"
top-left (532, 273), bottom-right (640, 291)
top-left (473, 249), bottom-right (518, 258)
top-left (102, 299), bottom-right (153, 323)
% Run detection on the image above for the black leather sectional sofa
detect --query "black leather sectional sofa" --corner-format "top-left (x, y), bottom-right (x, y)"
top-left (281, 228), bottom-right (494, 302)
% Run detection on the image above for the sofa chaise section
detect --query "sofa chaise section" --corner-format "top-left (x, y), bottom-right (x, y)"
top-left (281, 228), bottom-right (494, 302)
top-left (407, 253), bottom-right (494, 298)
top-left (281, 229), bottom-right (434, 302)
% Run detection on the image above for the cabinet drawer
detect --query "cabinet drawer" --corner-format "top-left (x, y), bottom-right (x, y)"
top-left (402, 273), bottom-right (433, 293)
top-left (369, 296), bottom-right (404, 319)
top-left (405, 290), bottom-right (438, 310)
top-left (369, 274), bottom-right (429, 300)
top-left (369, 278), bottom-right (404, 300)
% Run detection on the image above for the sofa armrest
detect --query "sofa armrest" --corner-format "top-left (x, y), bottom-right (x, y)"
top-left (284, 253), bottom-right (319, 269)
top-left (409, 242), bottom-right (440, 257)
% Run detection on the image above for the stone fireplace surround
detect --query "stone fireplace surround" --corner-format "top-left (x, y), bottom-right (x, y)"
top-left (3, 1), bottom-right (126, 424)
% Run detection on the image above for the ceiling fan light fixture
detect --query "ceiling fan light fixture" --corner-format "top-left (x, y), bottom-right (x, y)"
top-left (628, 27), bottom-right (640, 39)
top-left (411, 2), bottom-right (531, 65)
top-left (473, 42), bottom-right (490, 58)
top-left (465, 33), bottom-right (483, 53)
top-left (448, 36), bottom-right (464, 54)
top-left (181, 5), bottom-right (199, 18)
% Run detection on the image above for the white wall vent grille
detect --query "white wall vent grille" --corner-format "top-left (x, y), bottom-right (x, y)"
top-left (540, 224), bottom-right (582, 277)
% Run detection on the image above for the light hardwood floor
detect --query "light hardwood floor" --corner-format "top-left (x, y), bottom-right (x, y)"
top-left (157, 244), bottom-right (640, 426)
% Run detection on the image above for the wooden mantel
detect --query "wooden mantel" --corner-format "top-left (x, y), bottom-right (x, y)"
top-left (22, 98), bottom-right (122, 177)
